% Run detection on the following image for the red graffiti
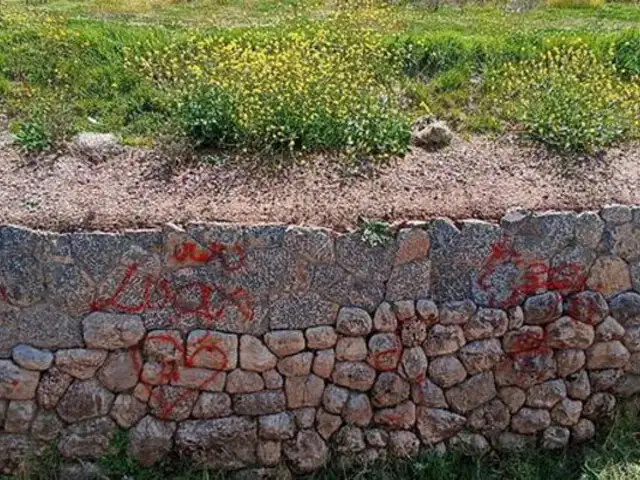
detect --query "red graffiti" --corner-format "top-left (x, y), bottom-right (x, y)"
top-left (476, 237), bottom-right (588, 308)
top-left (169, 240), bottom-right (246, 272)
top-left (367, 347), bottom-right (403, 372)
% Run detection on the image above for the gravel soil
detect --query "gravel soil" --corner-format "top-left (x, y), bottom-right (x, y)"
top-left (1, 134), bottom-right (638, 232)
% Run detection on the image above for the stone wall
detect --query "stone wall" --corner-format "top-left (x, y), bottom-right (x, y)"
top-left (2, 205), bottom-right (640, 475)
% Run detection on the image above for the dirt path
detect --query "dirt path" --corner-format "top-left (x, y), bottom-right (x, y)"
top-left (0, 136), bottom-right (637, 232)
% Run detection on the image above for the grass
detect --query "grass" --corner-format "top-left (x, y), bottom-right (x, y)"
top-left (5, 407), bottom-right (640, 480)
top-left (0, 0), bottom-right (639, 157)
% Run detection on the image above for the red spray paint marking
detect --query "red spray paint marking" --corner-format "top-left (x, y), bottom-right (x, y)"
top-left (170, 240), bottom-right (246, 272)
top-left (367, 347), bottom-right (403, 373)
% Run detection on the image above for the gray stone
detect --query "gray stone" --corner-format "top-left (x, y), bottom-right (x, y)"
top-left (459, 339), bottom-right (504, 374)
top-left (12, 345), bottom-right (53, 371)
top-left (284, 226), bottom-right (335, 264)
top-left (335, 233), bottom-right (396, 285)
top-left (31, 410), bottom-right (65, 441)
top-left (293, 408), bottom-right (316, 429)
top-left (499, 387), bottom-right (526, 413)
top-left (343, 392), bottom-right (373, 427)
top-left (400, 318), bottom-right (429, 347)
top-left (4, 400), bottom-right (36, 432)
top-left (58, 417), bottom-right (117, 459)
top-left (336, 307), bottom-right (373, 336)
top-left (551, 398), bottom-right (582, 426)
top-left (316, 409), bottom-right (342, 440)
top-left (149, 386), bottom-right (197, 421)
top-left (602, 204), bottom-right (632, 224)
top-left (97, 349), bottom-right (142, 392)
top-left (625, 326), bottom-right (640, 352)
top-left (335, 337), bottom-right (367, 362)
top-left (0, 434), bottom-right (48, 474)
top-left (259, 412), bottom-right (296, 440)
top-left (586, 256), bottom-right (631, 298)
top-left (503, 326), bottom-right (545, 354)
top-left (373, 302), bottom-right (398, 333)
top-left (399, 346), bottom-right (428, 383)
top-left (511, 408), bottom-right (550, 434)
top-left (394, 300), bottom-right (416, 321)
top-left (586, 341), bottom-right (630, 369)
top-left (572, 418), bottom-right (596, 442)
top-left (550, 245), bottom-right (596, 294)
top-left (57, 379), bottom-right (114, 424)
top-left (449, 432), bottom-right (490, 454)
top-left (565, 292), bottom-right (609, 325)
top-left (322, 384), bottom-right (349, 414)
top-left (82, 312), bottom-right (145, 349)
top-left (416, 407), bottom-right (466, 445)
top-left (428, 355), bottom-right (467, 388)
top-left (55, 349), bottom-right (108, 380)
top-left (596, 317), bottom-right (626, 341)
top-left (583, 392), bottom-right (616, 419)
top-left (72, 132), bottom-right (122, 160)
top-left (542, 426), bottom-right (570, 450)
top-left (493, 432), bottom-right (535, 452)
top-left (374, 401), bottom-right (416, 430)
top-left (37, 367), bottom-right (73, 409)
top-left (546, 317), bottom-right (595, 349)
top-left (110, 394), bottom-right (147, 428)
top-left (508, 306), bottom-right (525, 330)
top-left (305, 326), bottom-right (337, 350)
top-left (440, 300), bottom-right (476, 325)
top-left (446, 372), bottom-right (496, 414)
top-left (423, 325), bottom-right (465, 356)
top-left (609, 291), bottom-right (640, 326)
top-left (192, 392), bottom-right (232, 419)
top-left (389, 431), bottom-right (420, 457)
top-left (411, 377), bottom-right (448, 408)
top-left (311, 264), bottom-right (384, 312)
top-left (416, 299), bottom-right (439, 325)
top-left (464, 308), bottom-right (508, 340)
top-left (565, 370), bottom-right (591, 400)
top-left (372, 372), bottom-right (410, 407)
top-left (283, 430), bottom-right (328, 473)
top-left (556, 349), bottom-right (586, 378)
top-left (264, 331), bottom-right (305, 358)
top-left (256, 440), bottom-right (281, 467)
top-left (386, 258), bottom-right (430, 301)
top-left (411, 120), bottom-right (453, 150)
top-left (263, 369), bottom-right (284, 389)
top-left (367, 333), bottom-right (402, 371)
top-left (172, 366), bottom-right (226, 392)
top-left (365, 429), bottom-right (388, 447)
top-left (332, 362), bottom-right (376, 391)
top-left (0, 360), bottom-right (40, 400)
top-left (176, 417), bottom-right (258, 470)
top-left (576, 211), bottom-right (604, 249)
top-left (226, 369), bottom-right (265, 394)
top-left (270, 293), bottom-right (339, 330)
top-left (234, 391), bottom-right (286, 415)
top-left (612, 374), bottom-right (640, 396)
top-left (467, 399), bottom-right (511, 433)
top-left (526, 379), bottom-right (567, 408)
top-left (590, 369), bottom-right (624, 392)
top-left (494, 349), bottom-right (556, 389)
top-left (334, 425), bottom-right (366, 453)
top-left (524, 292), bottom-right (562, 325)
top-left (128, 415), bottom-right (176, 466)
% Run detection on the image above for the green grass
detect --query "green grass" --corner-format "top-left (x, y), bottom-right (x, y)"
top-left (6, 408), bottom-right (640, 480)
top-left (0, 0), bottom-right (638, 156)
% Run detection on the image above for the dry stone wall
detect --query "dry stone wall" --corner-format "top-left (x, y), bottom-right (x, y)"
top-left (2, 205), bottom-right (640, 475)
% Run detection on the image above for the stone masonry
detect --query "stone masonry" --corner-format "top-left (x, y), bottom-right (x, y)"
top-left (2, 205), bottom-right (640, 475)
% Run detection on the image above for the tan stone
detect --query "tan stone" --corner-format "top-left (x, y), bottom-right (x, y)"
top-left (55, 349), bottom-right (108, 380)
top-left (335, 337), bottom-right (368, 362)
top-left (399, 346), bottom-right (428, 383)
top-left (445, 372), bottom-right (496, 414)
top-left (240, 335), bottom-right (277, 372)
top-left (285, 374), bottom-right (324, 409)
top-left (226, 369), bottom-right (264, 393)
top-left (546, 317), bottom-right (595, 349)
top-left (373, 302), bottom-right (398, 333)
top-left (423, 325), bottom-right (465, 356)
top-left (586, 256), bottom-right (632, 298)
top-left (257, 440), bottom-right (281, 467)
top-left (264, 330), bottom-right (306, 358)
top-left (263, 369), bottom-right (284, 390)
top-left (374, 401), bottom-right (416, 430)
top-left (332, 362), bottom-right (376, 391)
top-left (110, 394), bottom-right (147, 428)
top-left (170, 366), bottom-right (226, 392)
top-left (551, 398), bottom-right (582, 426)
top-left (83, 312), bottom-right (145, 350)
top-left (596, 317), bottom-right (626, 341)
top-left (511, 408), bottom-right (550, 434)
top-left (0, 360), bottom-right (40, 400)
top-left (556, 349), bottom-right (586, 377)
top-left (416, 407), bottom-right (466, 445)
top-left (143, 330), bottom-right (184, 364)
top-left (192, 392), bottom-right (232, 419)
top-left (316, 409), bottom-right (342, 440)
top-left (312, 349), bottom-right (335, 379)
top-left (343, 392), bottom-right (373, 427)
top-left (499, 387), bottom-right (526, 414)
top-left (278, 352), bottom-right (314, 377)
top-left (586, 341), bottom-right (630, 370)
top-left (367, 333), bottom-right (402, 371)
top-left (186, 331), bottom-right (237, 371)
top-left (428, 355), bottom-right (467, 388)
top-left (4, 400), bottom-right (36, 432)
top-left (395, 228), bottom-right (430, 265)
top-left (336, 307), bottom-right (373, 336)
top-left (97, 349), bottom-right (142, 392)
top-left (305, 326), bottom-right (337, 350)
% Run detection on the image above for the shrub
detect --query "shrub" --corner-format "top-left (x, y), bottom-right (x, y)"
top-left (10, 120), bottom-right (51, 152)
top-left (488, 42), bottom-right (640, 152)
top-left (546, 0), bottom-right (604, 7)
top-left (614, 31), bottom-right (640, 78)
top-left (181, 88), bottom-right (240, 148)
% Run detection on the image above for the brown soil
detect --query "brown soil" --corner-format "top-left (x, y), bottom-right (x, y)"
top-left (1, 135), bottom-right (638, 232)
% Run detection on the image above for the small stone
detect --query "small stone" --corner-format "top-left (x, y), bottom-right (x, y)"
top-left (316, 409), bottom-right (342, 440)
top-left (335, 337), bottom-right (368, 362)
top-left (449, 432), bottom-right (490, 454)
top-left (586, 256), bottom-right (631, 298)
top-left (467, 399), bottom-right (510, 433)
top-left (322, 384), bottom-right (349, 414)
top-left (446, 372), bottom-right (496, 414)
top-left (464, 308), bottom-right (508, 341)
top-left (257, 440), bottom-right (281, 467)
top-left (226, 369), bottom-right (265, 394)
top-left (524, 292), bottom-right (562, 325)
top-left (285, 374), bottom-right (324, 409)
top-left (590, 369), bottom-right (624, 391)
top-left (440, 300), bottom-right (476, 325)
top-left (186, 330), bottom-right (238, 371)
top-left (494, 349), bottom-right (557, 389)
top-left (565, 370), bottom-right (591, 400)
top-left (312, 350), bottom-right (335, 379)
top-left (72, 132), bottom-right (122, 160)
top-left (140, 362), bottom-right (169, 386)
top-left (263, 369), bottom-right (284, 390)
top-left (149, 386), bottom-right (197, 421)
top-left (611, 374), bottom-right (640, 396)
top-left (411, 377), bottom-right (448, 408)
top-left (399, 346), bottom-right (428, 383)
top-left (56, 378), bottom-right (114, 424)
top-left (128, 415), bottom-right (176, 466)
top-left (542, 426), bottom-right (570, 450)
top-left (508, 306), bottom-right (525, 331)
top-left (31, 410), bottom-right (64, 441)
top-left (586, 341), bottom-right (630, 369)
top-left (576, 211), bottom-right (604, 248)
top-left (259, 412), bottom-right (296, 440)
top-left (293, 408), bottom-right (316, 429)
top-left (283, 430), bottom-right (328, 473)
top-left (502, 326), bottom-right (544, 354)
top-left (394, 300), bottom-right (416, 321)
top-left (171, 366), bottom-right (226, 392)
top-left (12, 345), bottom-right (53, 371)
top-left (493, 432), bottom-right (534, 452)
top-left (278, 352), bottom-right (314, 376)
top-left (133, 383), bottom-right (151, 403)
top-left (374, 401), bottom-right (416, 430)
top-left (55, 349), bottom-right (108, 380)
top-left (565, 292), bottom-right (609, 325)
top-left (416, 407), bottom-right (466, 445)
top-left (334, 425), bottom-right (366, 453)
top-left (602, 204), bottom-right (632, 224)
top-left (526, 379), bottom-right (567, 408)
top-left (416, 299), bottom-right (439, 325)
top-left (596, 317), bottom-right (626, 341)
top-left (82, 312), bottom-right (145, 350)
top-left (551, 398), bottom-right (582, 426)
top-left (556, 349), bottom-right (586, 377)
top-left (396, 228), bottom-right (430, 265)
top-left (546, 317), bottom-right (595, 349)
top-left (332, 362), bottom-right (376, 391)
top-left (389, 431), bottom-right (420, 458)
top-left (240, 336), bottom-right (278, 372)
top-left (372, 372), bottom-right (410, 407)
top-left (234, 391), bottom-right (286, 416)
top-left (367, 333), bottom-right (402, 371)
top-left (583, 392), bottom-right (616, 419)
top-left (572, 418), bottom-right (596, 442)
top-left (58, 463), bottom-right (104, 480)
top-left (37, 367), bottom-right (73, 409)
top-left (336, 307), bottom-right (372, 336)
top-left (400, 318), bottom-right (428, 347)
top-left (624, 325), bottom-right (640, 352)
top-left (411, 119), bottom-right (453, 150)
top-left (343, 392), bottom-right (373, 427)
top-left (365, 429), bottom-right (388, 447)
top-left (143, 330), bottom-right (183, 364)
top-left (192, 392), bottom-right (232, 419)
top-left (423, 325), bottom-right (465, 356)
top-left (0, 360), bottom-right (40, 400)
top-left (97, 349), bottom-right (142, 392)
top-left (264, 331), bottom-right (306, 358)
top-left (4, 400), bottom-right (36, 432)
top-left (499, 387), bottom-right (526, 413)
top-left (459, 339), bottom-right (504, 374)
top-left (428, 355), bottom-right (467, 388)
top-left (373, 303), bottom-right (398, 333)
top-left (110, 394), bottom-right (147, 428)
top-left (511, 408), bottom-right (551, 434)
top-left (305, 326), bottom-right (337, 350)
top-left (58, 417), bottom-right (117, 459)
